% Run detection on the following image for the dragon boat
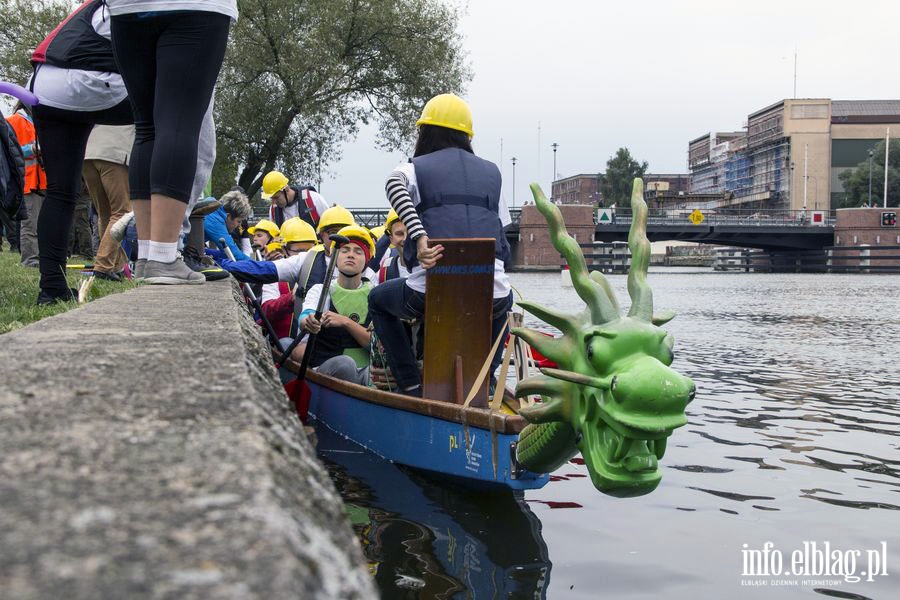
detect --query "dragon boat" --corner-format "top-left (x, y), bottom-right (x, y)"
top-left (289, 178), bottom-right (695, 496)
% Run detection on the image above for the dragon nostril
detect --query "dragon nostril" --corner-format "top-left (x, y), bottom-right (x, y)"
top-left (688, 386), bottom-right (696, 401)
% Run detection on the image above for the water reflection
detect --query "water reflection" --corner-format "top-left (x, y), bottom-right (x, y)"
top-left (317, 426), bottom-right (551, 599)
top-left (318, 271), bottom-right (900, 599)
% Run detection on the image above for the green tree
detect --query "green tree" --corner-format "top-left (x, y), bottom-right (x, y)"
top-left (214, 0), bottom-right (471, 198)
top-left (837, 139), bottom-right (900, 208)
top-left (599, 147), bottom-right (648, 207)
top-left (0, 0), bottom-right (69, 86)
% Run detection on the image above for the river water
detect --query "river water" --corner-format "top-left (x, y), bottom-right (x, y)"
top-left (316, 269), bottom-right (900, 599)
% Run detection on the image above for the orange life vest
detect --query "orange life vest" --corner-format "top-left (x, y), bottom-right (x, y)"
top-left (6, 113), bottom-right (45, 194)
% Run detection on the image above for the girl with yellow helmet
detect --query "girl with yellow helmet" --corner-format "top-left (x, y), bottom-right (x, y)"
top-left (368, 93), bottom-right (513, 396)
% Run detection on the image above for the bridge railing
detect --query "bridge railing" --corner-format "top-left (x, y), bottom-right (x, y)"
top-left (251, 206), bottom-right (834, 229)
top-left (595, 207), bottom-right (836, 227)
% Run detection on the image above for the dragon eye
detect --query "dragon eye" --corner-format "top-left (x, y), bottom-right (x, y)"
top-left (610, 376), bottom-right (618, 392)
top-left (586, 344), bottom-right (594, 360)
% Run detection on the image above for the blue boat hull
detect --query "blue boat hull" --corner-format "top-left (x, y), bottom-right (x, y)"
top-left (307, 378), bottom-right (549, 491)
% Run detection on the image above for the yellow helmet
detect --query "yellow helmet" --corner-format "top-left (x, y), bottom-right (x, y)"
top-left (280, 217), bottom-right (317, 244)
top-left (384, 208), bottom-right (401, 230)
top-left (416, 93), bottom-right (473, 138)
top-left (370, 225), bottom-right (386, 240)
top-left (334, 225), bottom-right (375, 257)
top-left (261, 170), bottom-right (289, 199)
top-left (266, 241), bottom-right (284, 254)
top-left (316, 205), bottom-right (355, 233)
top-left (247, 219), bottom-right (280, 238)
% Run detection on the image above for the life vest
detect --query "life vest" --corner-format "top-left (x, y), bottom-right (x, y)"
top-left (298, 246), bottom-right (327, 296)
top-left (271, 185), bottom-right (319, 228)
top-left (288, 247), bottom-right (326, 338)
top-left (368, 231), bottom-right (391, 271)
top-left (6, 113), bottom-right (44, 194)
top-left (32, 0), bottom-right (118, 73)
top-left (404, 148), bottom-right (509, 268)
top-left (309, 282), bottom-right (371, 368)
top-left (378, 251), bottom-right (403, 284)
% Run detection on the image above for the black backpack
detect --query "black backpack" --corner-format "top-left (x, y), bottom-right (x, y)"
top-left (1, 119), bottom-right (26, 220)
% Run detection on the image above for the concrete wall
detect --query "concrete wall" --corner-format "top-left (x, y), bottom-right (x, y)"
top-left (0, 282), bottom-right (376, 599)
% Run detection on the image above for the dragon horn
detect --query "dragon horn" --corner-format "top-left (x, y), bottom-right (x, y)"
top-left (517, 394), bottom-right (569, 424)
top-left (516, 300), bottom-right (576, 335)
top-left (515, 373), bottom-right (567, 400)
top-left (589, 271), bottom-right (620, 314)
top-left (529, 183), bottom-right (618, 324)
top-left (511, 326), bottom-right (571, 367)
top-left (626, 178), bottom-right (653, 321)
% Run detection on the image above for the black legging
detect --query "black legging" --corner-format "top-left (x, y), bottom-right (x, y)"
top-left (110, 11), bottom-right (229, 203)
top-left (32, 101), bottom-right (133, 296)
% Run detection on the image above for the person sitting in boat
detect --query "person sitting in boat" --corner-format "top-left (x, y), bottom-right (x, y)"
top-left (377, 209), bottom-right (410, 284)
top-left (258, 217), bottom-right (319, 339)
top-left (247, 219), bottom-right (280, 253)
top-left (368, 93), bottom-right (513, 397)
top-left (367, 209), bottom-right (396, 271)
top-left (207, 205), bottom-right (367, 295)
top-left (292, 225), bottom-right (376, 385)
top-left (259, 170), bottom-right (330, 229)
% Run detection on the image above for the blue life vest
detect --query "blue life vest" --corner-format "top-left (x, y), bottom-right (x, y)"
top-left (403, 148), bottom-right (509, 268)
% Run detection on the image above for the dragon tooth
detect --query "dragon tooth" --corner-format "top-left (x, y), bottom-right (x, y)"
top-left (653, 436), bottom-right (667, 459)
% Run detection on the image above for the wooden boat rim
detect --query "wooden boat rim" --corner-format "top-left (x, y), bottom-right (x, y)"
top-left (304, 369), bottom-right (529, 435)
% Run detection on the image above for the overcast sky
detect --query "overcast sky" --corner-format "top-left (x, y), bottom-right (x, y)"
top-left (322, 0), bottom-right (900, 209)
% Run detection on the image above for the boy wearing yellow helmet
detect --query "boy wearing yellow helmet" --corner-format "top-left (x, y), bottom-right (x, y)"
top-left (260, 170), bottom-right (330, 229)
top-left (247, 219), bottom-right (280, 250)
top-left (295, 226), bottom-right (376, 384)
top-left (369, 93), bottom-right (513, 396)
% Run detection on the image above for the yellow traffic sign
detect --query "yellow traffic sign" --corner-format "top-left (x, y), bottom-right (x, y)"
top-left (689, 209), bottom-right (704, 225)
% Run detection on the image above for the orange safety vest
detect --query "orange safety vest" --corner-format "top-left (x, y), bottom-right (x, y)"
top-left (6, 112), bottom-right (45, 194)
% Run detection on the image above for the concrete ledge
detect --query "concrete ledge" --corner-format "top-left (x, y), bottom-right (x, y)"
top-left (0, 281), bottom-right (375, 599)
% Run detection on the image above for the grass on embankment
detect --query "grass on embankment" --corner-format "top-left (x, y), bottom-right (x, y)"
top-left (0, 243), bottom-right (136, 334)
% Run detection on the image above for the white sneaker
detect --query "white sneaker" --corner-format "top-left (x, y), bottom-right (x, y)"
top-left (143, 257), bottom-right (205, 285)
top-left (110, 211), bottom-right (134, 242)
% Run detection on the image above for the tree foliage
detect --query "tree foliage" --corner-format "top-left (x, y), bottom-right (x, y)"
top-left (837, 139), bottom-right (900, 208)
top-left (599, 147), bottom-right (648, 207)
top-left (0, 0), bottom-right (69, 86)
top-left (214, 0), bottom-right (471, 198)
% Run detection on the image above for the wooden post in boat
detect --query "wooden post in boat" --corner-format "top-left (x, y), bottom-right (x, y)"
top-left (423, 238), bottom-right (495, 407)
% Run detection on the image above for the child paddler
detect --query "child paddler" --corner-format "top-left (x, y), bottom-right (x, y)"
top-left (207, 205), bottom-right (363, 296)
top-left (368, 93), bottom-right (514, 397)
top-left (295, 225), bottom-right (376, 385)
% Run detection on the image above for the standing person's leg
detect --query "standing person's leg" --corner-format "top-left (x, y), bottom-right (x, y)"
top-left (181, 95), bottom-right (216, 252)
top-left (0, 209), bottom-right (17, 252)
top-left (83, 159), bottom-right (129, 276)
top-left (112, 12), bottom-right (229, 284)
top-left (31, 107), bottom-right (95, 301)
top-left (110, 16), bottom-right (159, 277)
top-left (71, 190), bottom-right (93, 258)
top-left (19, 192), bottom-right (43, 267)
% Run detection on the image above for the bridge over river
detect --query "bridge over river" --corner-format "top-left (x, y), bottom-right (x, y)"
top-left (343, 207), bottom-right (837, 252)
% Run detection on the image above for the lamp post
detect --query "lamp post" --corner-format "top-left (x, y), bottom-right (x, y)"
top-left (551, 142), bottom-right (559, 200)
top-left (868, 149), bottom-right (874, 206)
top-left (511, 156), bottom-right (518, 208)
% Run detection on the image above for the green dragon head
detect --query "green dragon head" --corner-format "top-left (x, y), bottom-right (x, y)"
top-left (513, 179), bottom-right (695, 497)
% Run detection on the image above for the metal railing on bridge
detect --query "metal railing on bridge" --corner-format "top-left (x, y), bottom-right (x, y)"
top-left (252, 206), bottom-right (834, 229)
top-left (593, 208), bottom-right (836, 228)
